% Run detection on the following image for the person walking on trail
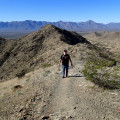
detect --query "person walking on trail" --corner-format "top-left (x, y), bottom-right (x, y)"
top-left (59, 50), bottom-right (73, 78)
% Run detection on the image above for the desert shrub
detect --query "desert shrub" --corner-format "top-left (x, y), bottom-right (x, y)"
top-left (26, 78), bottom-right (30, 83)
top-left (54, 59), bottom-right (58, 63)
top-left (107, 60), bottom-right (117, 67)
top-left (57, 67), bottom-right (61, 71)
top-left (43, 70), bottom-right (50, 77)
top-left (12, 85), bottom-right (23, 91)
top-left (0, 46), bottom-right (15, 66)
top-left (16, 70), bottom-right (27, 78)
top-left (82, 60), bottom-right (120, 90)
top-left (72, 55), bottom-right (76, 58)
top-left (0, 52), bottom-right (10, 66)
top-left (41, 63), bottom-right (52, 68)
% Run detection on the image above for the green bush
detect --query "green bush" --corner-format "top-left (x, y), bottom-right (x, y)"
top-left (82, 60), bottom-right (120, 90)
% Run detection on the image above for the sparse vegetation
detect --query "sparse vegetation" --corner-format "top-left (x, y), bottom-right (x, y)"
top-left (72, 55), bottom-right (76, 58)
top-left (26, 78), bottom-right (30, 83)
top-left (0, 52), bottom-right (10, 66)
top-left (54, 59), bottom-right (58, 63)
top-left (82, 59), bottom-right (120, 90)
top-left (17, 92), bottom-right (23, 95)
top-left (16, 70), bottom-right (27, 78)
top-left (43, 70), bottom-right (50, 77)
top-left (2, 87), bottom-right (7, 90)
top-left (41, 63), bottom-right (52, 68)
top-left (0, 45), bottom-right (16, 67)
top-left (57, 67), bottom-right (61, 71)
top-left (12, 85), bottom-right (23, 91)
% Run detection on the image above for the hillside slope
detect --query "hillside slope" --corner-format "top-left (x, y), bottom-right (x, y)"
top-left (83, 31), bottom-right (120, 56)
top-left (0, 24), bottom-right (89, 81)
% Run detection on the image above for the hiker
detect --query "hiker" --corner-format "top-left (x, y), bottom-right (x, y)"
top-left (59, 50), bottom-right (73, 78)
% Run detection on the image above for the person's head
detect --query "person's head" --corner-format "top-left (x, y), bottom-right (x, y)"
top-left (64, 50), bottom-right (67, 55)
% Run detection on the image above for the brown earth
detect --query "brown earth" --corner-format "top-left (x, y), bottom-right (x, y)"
top-left (0, 58), bottom-right (120, 120)
top-left (0, 26), bottom-right (120, 120)
top-left (83, 31), bottom-right (120, 56)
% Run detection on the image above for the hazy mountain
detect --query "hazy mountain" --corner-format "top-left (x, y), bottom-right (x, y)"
top-left (0, 20), bottom-right (120, 33)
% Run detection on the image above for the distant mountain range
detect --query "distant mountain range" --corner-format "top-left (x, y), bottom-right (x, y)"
top-left (0, 20), bottom-right (120, 32)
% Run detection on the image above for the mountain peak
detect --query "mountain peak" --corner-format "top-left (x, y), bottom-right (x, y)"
top-left (86, 20), bottom-right (96, 24)
top-left (29, 24), bottom-right (89, 45)
top-left (41, 24), bottom-right (58, 30)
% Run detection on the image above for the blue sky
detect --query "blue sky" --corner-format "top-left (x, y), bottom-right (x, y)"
top-left (0, 0), bottom-right (120, 23)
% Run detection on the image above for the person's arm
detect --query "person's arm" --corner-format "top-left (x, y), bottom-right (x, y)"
top-left (59, 55), bottom-right (62, 66)
top-left (58, 59), bottom-right (62, 66)
top-left (69, 56), bottom-right (73, 66)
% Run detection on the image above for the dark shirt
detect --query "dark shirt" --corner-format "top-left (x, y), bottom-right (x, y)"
top-left (60, 54), bottom-right (70, 66)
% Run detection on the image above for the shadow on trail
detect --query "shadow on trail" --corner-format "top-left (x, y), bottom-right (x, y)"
top-left (69, 75), bottom-right (84, 78)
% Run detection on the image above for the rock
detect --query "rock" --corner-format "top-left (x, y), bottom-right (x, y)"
top-left (74, 107), bottom-right (76, 109)
top-left (19, 106), bottom-right (25, 112)
top-left (69, 116), bottom-right (73, 119)
top-left (42, 115), bottom-right (50, 119)
top-left (36, 97), bottom-right (41, 100)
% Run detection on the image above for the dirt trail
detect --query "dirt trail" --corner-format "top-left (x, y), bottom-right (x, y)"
top-left (0, 61), bottom-right (120, 120)
top-left (32, 61), bottom-right (120, 120)
top-left (42, 75), bottom-right (77, 119)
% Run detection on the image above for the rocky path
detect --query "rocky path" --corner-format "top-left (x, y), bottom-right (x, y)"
top-left (1, 61), bottom-right (119, 120)
top-left (29, 62), bottom-right (120, 120)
